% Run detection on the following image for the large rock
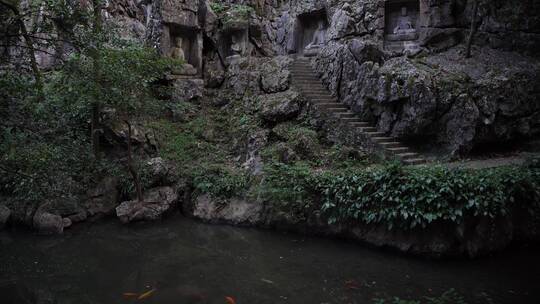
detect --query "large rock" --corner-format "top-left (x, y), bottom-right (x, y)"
top-left (116, 187), bottom-right (178, 223)
top-left (191, 195), bottom-right (264, 225)
top-left (260, 91), bottom-right (301, 123)
top-left (146, 157), bottom-right (177, 187)
top-left (171, 78), bottom-right (204, 102)
top-left (315, 42), bottom-right (540, 155)
top-left (84, 177), bottom-right (119, 217)
top-left (33, 211), bottom-right (64, 235)
top-left (0, 205), bottom-right (11, 230)
top-left (259, 56), bottom-right (292, 93)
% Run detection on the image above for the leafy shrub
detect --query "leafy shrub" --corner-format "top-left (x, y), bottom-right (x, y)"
top-left (210, 2), bottom-right (254, 26)
top-left (260, 162), bottom-right (540, 229)
top-left (192, 165), bottom-right (249, 199)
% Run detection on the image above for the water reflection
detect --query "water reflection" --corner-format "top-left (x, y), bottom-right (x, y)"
top-left (1, 214), bottom-right (539, 304)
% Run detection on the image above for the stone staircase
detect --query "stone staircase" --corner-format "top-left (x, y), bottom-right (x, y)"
top-left (290, 57), bottom-right (426, 165)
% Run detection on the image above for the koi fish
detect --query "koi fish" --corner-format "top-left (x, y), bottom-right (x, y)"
top-left (138, 288), bottom-right (156, 300)
top-left (225, 296), bottom-right (237, 304)
top-left (122, 292), bottom-right (139, 299)
top-left (344, 279), bottom-right (361, 290)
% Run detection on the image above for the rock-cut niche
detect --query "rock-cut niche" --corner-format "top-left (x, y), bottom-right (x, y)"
top-left (384, 0), bottom-right (420, 53)
top-left (220, 27), bottom-right (249, 60)
top-left (167, 25), bottom-right (202, 76)
top-left (293, 10), bottom-right (328, 57)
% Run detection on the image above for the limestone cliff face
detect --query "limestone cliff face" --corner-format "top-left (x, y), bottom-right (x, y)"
top-left (3, 0), bottom-right (538, 156)
top-left (219, 0), bottom-right (540, 155)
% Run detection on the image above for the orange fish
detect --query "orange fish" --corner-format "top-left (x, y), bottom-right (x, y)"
top-left (225, 296), bottom-right (237, 304)
top-left (344, 279), bottom-right (361, 290)
top-left (138, 288), bottom-right (156, 300)
top-left (122, 292), bottom-right (139, 299)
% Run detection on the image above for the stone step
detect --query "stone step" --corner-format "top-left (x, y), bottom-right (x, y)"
top-left (304, 94), bottom-right (334, 99)
top-left (316, 103), bottom-right (346, 109)
top-left (297, 84), bottom-right (327, 89)
top-left (379, 141), bottom-right (402, 148)
top-left (299, 89), bottom-right (329, 93)
top-left (372, 136), bottom-right (395, 143)
top-left (358, 126), bottom-right (378, 133)
top-left (293, 76), bottom-right (318, 80)
top-left (327, 107), bottom-right (349, 112)
top-left (387, 147), bottom-right (410, 153)
top-left (303, 93), bottom-right (334, 98)
top-left (350, 121), bottom-right (371, 127)
top-left (365, 131), bottom-right (386, 137)
top-left (404, 158), bottom-right (426, 165)
top-left (292, 74), bottom-right (316, 78)
top-left (310, 97), bottom-right (338, 102)
top-left (335, 112), bottom-right (355, 119)
top-left (295, 81), bottom-right (326, 86)
top-left (396, 152), bottom-right (419, 159)
top-left (341, 117), bottom-right (363, 123)
top-left (295, 82), bottom-right (324, 85)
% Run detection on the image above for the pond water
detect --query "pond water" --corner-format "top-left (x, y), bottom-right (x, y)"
top-left (1, 214), bottom-right (539, 304)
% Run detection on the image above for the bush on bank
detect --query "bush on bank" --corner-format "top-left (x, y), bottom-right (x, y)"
top-left (261, 161), bottom-right (540, 229)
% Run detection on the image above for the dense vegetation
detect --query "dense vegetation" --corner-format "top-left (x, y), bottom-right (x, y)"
top-left (261, 160), bottom-right (540, 228)
top-left (1, 0), bottom-right (178, 209)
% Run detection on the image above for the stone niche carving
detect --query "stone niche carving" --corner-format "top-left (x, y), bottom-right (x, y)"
top-left (293, 10), bottom-right (328, 57)
top-left (384, 0), bottom-right (420, 53)
top-left (221, 28), bottom-right (249, 63)
top-left (162, 24), bottom-right (202, 77)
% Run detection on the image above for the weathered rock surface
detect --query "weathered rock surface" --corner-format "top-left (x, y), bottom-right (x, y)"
top-left (191, 194), bottom-right (264, 226)
top-left (84, 177), bottom-right (119, 217)
top-left (260, 91), bottom-right (301, 123)
top-left (185, 194), bottom-right (538, 258)
top-left (0, 205), bottom-right (11, 230)
top-left (170, 78), bottom-right (204, 102)
top-left (260, 56), bottom-right (292, 93)
top-left (315, 41), bottom-right (540, 154)
top-left (33, 211), bottom-right (64, 235)
top-left (146, 157), bottom-right (177, 187)
top-left (116, 187), bottom-right (178, 223)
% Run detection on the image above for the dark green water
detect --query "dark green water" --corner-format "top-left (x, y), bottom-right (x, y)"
top-left (1, 214), bottom-right (539, 304)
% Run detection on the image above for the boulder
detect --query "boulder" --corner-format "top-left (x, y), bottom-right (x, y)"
top-left (33, 211), bottom-right (64, 235)
top-left (84, 177), bottom-right (119, 217)
top-left (348, 39), bottom-right (385, 65)
top-left (260, 56), bottom-right (292, 93)
top-left (171, 78), bottom-right (204, 102)
top-left (145, 157), bottom-right (177, 187)
top-left (260, 91), bottom-right (301, 123)
top-left (0, 205), bottom-right (11, 230)
top-left (191, 195), bottom-right (264, 226)
top-left (116, 186), bottom-right (178, 223)
top-left (204, 59), bottom-right (225, 88)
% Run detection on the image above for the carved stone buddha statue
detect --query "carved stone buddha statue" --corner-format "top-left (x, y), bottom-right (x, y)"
top-left (304, 20), bottom-right (326, 57)
top-left (170, 37), bottom-right (197, 76)
top-left (393, 7), bottom-right (415, 34)
top-left (387, 6), bottom-right (418, 42)
top-left (230, 34), bottom-right (243, 56)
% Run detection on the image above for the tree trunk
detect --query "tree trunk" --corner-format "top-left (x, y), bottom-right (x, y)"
top-left (126, 120), bottom-right (144, 203)
top-left (1, 0), bottom-right (44, 98)
top-left (91, 0), bottom-right (103, 160)
top-left (465, 0), bottom-right (479, 58)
